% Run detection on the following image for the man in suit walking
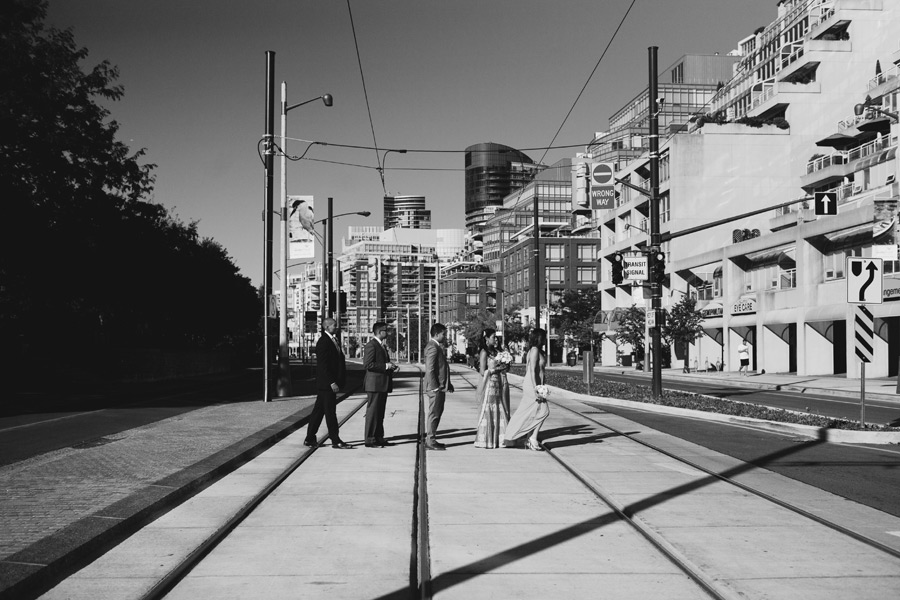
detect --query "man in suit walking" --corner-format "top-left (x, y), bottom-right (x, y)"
top-left (423, 323), bottom-right (454, 450)
top-left (363, 321), bottom-right (398, 447)
top-left (305, 317), bottom-right (352, 449)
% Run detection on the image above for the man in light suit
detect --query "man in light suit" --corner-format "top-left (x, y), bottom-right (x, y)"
top-left (423, 323), bottom-right (454, 450)
top-left (363, 321), bottom-right (398, 448)
top-left (305, 318), bottom-right (352, 449)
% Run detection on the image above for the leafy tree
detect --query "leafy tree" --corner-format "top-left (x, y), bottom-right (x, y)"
top-left (1, 0), bottom-right (259, 382)
top-left (552, 289), bottom-right (604, 350)
top-left (501, 302), bottom-right (528, 346)
top-left (662, 295), bottom-right (704, 372)
top-left (615, 304), bottom-right (646, 357)
top-left (463, 308), bottom-right (500, 349)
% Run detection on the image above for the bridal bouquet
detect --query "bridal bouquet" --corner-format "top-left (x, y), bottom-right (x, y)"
top-left (535, 384), bottom-right (550, 403)
top-left (495, 351), bottom-right (513, 366)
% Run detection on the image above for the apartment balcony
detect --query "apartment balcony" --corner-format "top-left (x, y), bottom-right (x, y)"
top-left (801, 134), bottom-right (897, 189)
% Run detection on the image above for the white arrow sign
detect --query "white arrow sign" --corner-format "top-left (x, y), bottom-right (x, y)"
top-left (847, 257), bottom-right (883, 304)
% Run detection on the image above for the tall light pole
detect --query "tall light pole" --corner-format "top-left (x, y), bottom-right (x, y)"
top-left (315, 207), bottom-right (372, 329)
top-left (277, 84), bottom-right (333, 399)
top-left (263, 51), bottom-right (276, 402)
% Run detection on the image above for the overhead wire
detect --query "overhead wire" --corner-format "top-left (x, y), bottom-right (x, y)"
top-left (345, 0), bottom-right (386, 193)
top-left (495, 0), bottom-right (638, 237)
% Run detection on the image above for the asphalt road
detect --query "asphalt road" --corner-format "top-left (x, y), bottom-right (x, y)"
top-left (592, 369), bottom-right (900, 427)
top-left (584, 400), bottom-right (900, 518)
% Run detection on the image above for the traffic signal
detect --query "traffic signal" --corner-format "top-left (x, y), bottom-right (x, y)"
top-left (652, 251), bottom-right (666, 284)
top-left (611, 252), bottom-right (624, 285)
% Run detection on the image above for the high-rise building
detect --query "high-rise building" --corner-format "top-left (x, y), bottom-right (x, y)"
top-left (464, 143), bottom-right (544, 235)
top-left (587, 53), bottom-right (741, 168)
top-left (595, 0), bottom-right (899, 378)
top-left (383, 195), bottom-right (431, 229)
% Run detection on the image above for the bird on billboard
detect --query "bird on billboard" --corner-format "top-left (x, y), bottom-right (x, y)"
top-left (290, 199), bottom-right (323, 245)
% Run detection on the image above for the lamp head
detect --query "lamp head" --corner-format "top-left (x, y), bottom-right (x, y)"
top-left (359, 211), bottom-right (372, 217)
top-left (322, 94), bottom-right (333, 107)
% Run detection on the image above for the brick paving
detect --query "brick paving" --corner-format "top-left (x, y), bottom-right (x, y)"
top-left (0, 387), bottom-right (332, 598)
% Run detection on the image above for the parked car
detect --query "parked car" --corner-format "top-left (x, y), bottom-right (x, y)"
top-left (450, 352), bottom-right (467, 364)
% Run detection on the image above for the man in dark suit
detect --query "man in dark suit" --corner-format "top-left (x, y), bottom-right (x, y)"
top-left (305, 317), bottom-right (352, 449)
top-left (424, 323), bottom-right (453, 450)
top-left (363, 321), bottom-right (398, 447)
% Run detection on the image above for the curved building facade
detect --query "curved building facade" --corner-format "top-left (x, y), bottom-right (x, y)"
top-left (383, 195), bottom-right (431, 230)
top-left (464, 143), bottom-right (541, 233)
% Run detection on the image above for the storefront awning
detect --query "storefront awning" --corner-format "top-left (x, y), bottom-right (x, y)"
top-left (743, 247), bottom-right (795, 269)
top-left (762, 308), bottom-right (800, 326)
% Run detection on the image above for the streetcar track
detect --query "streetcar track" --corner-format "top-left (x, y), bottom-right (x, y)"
top-left (460, 369), bottom-right (900, 561)
top-left (140, 392), bottom-right (370, 600)
top-left (451, 368), bottom-right (900, 598)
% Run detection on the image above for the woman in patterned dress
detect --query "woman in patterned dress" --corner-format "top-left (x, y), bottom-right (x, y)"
top-left (473, 328), bottom-right (510, 448)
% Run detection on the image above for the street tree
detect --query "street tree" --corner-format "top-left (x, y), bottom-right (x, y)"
top-left (1, 0), bottom-right (259, 384)
top-left (552, 289), bottom-right (604, 352)
top-left (662, 294), bottom-right (705, 372)
top-left (615, 304), bottom-right (646, 362)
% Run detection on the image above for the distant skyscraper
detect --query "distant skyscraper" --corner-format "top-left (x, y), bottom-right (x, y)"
top-left (464, 142), bottom-right (543, 234)
top-left (383, 195), bottom-right (431, 229)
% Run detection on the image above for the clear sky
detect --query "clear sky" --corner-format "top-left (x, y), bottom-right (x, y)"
top-left (46, 0), bottom-right (776, 286)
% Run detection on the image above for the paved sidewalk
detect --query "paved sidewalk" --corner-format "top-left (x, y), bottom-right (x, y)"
top-left (33, 366), bottom-right (900, 599)
top-left (550, 362), bottom-right (900, 403)
top-left (0, 369), bottom-right (366, 599)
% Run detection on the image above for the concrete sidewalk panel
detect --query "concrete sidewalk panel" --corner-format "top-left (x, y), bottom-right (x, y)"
top-left (427, 492), bottom-right (614, 525)
top-left (433, 572), bottom-right (710, 600)
top-left (163, 575), bottom-right (410, 600)
top-left (245, 492), bottom-right (412, 527)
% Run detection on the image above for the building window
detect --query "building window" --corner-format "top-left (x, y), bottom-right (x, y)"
top-left (824, 247), bottom-right (862, 280)
top-left (547, 266), bottom-right (565, 284)
top-left (577, 244), bottom-right (597, 261)
top-left (466, 293), bottom-right (480, 306)
top-left (577, 266), bottom-right (597, 283)
top-left (545, 244), bottom-right (565, 261)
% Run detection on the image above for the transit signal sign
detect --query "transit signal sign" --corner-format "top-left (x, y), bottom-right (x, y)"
top-left (847, 257), bottom-right (883, 304)
top-left (622, 255), bottom-right (648, 282)
top-left (814, 192), bottom-right (838, 216)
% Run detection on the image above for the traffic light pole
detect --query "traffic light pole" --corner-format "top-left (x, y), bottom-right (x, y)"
top-left (648, 47), bottom-right (663, 400)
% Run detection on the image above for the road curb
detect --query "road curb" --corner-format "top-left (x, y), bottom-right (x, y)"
top-left (546, 386), bottom-right (900, 445)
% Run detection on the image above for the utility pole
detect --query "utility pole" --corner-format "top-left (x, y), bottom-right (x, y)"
top-left (263, 51), bottom-right (275, 402)
top-left (648, 46), bottom-right (663, 400)
top-left (533, 192), bottom-right (541, 331)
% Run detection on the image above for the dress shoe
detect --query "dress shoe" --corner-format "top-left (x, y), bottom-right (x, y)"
top-left (303, 439), bottom-right (318, 448)
top-left (425, 442), bottom-right (446, 451)
top-left (332, 441), bottom-right (353, 449)
top-left (364, 440), bottom-right (380, 448)
top-left (376, 439), bottom-right (395, 447)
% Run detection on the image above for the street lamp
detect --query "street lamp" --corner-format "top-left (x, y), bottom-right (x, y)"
top-left (378, 149), bottom-right (408, 195)
top-left (277, 84), bottom-right (333, 399)
top-left (315, 206), bottom-right (372, 329)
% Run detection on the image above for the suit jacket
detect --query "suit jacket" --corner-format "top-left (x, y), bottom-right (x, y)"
top-left (364, 338), bottom-right (393, 393)
top-left (316, 332), bottom-right (347, 390)
top-left (424, 339), bottom-right (450, 393)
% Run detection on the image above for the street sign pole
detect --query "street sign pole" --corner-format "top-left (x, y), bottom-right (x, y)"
top-left (648, 46), bottom-right (662, 400)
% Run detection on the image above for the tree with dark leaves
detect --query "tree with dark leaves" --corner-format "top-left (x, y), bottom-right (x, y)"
top-left (1, 0), bottom-right (258, 384)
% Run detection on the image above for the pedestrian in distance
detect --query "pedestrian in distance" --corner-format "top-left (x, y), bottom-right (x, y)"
top-left (363, 321), bottom-right (399, 447)
top-left (423, 323), bottom-right (454, 450)
top-left (738, 338), bottom-right (751, 376)
top-left (305, 318), bottom-right (352, 449)
top-left (504, 328), bottom-right (550, 451)
top-left (474, 328), bottom-right (511, 449)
